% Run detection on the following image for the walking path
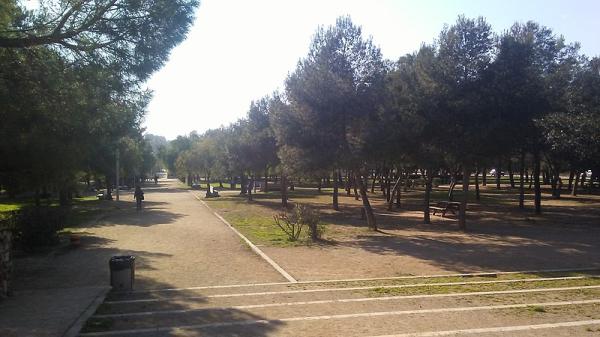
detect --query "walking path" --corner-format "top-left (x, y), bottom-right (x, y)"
top-left (2, 180), bottom-right (599, 336)
top-left (0, 180), bottom-right (284, 337)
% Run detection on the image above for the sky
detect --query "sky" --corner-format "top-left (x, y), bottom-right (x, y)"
top-left (143, 0), bottom-right (600, 140)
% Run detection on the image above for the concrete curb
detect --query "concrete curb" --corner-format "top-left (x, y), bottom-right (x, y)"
top-left (190, 191), bottom-right (297, 283)
top-left (62, 286), bottom-right (111, 337)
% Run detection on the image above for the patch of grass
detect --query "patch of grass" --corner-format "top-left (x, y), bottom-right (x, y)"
top-left (366, 276), bottom-right (600, 297)
top-left (206, 195), bottom-right (318, 246)
top-left (528, 305), bottom-right (546, 313)
top-left (0, 199), bottom-right (29, 218)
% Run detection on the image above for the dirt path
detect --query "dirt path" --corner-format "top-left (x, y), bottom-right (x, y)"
top-left (1, 180), bottom-right (285, 337)
top-left (82, 180), bottom-right (287, 289)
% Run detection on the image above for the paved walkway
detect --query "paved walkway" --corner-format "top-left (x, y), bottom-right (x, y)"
top-left (0, 180), bottom-right (284, 337)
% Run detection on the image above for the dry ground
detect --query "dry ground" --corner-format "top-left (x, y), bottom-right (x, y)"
top-left (205, 182), bottom-right (600, 280)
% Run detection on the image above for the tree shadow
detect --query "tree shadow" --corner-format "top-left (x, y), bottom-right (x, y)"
top-left (78, 200), bottom-right (186, 229)
top-left (8, 230), bottom-right (284, 336)
top-left (339, 228), bottom-right (600, 273)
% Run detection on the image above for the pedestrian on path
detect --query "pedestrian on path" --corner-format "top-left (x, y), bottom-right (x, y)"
top-left (134, 185), bottom-right (144, 211)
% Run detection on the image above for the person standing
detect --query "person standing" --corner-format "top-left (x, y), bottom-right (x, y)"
top-left (134, 185), bottom-right (144, 211)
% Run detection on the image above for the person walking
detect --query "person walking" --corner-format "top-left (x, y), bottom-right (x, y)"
top-left (134, 185), bottom-right (144, 211)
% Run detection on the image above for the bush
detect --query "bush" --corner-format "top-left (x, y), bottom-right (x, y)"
top-left (13, 206), bottom-right (68, 250)
top-left (273, 204), bottom-right (322, 242)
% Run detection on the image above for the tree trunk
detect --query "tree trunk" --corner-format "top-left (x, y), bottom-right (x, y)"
top-left (519, 152), bottom-right (525, 209)
top-left (264, 167), bottom-right (269, 193)
top-left (448, 176), bottom-right (457, 201)
top-left (572, 170), bottom-right (579, 196)
top-left (356, 172), bottom-right (377, 231)
top-left (240, 174), bottom-right (247, 194)
top-left (106, 176), bottom-right (113, 200)
top-left (533, 152), bottom-right (542, 214)
top-left (317, 179), bottom-right (322, 193)
top-left (247, 176), bottom-right (253, 201)
top-left (458, 166), bottom-right (469, 231)
top-left (353, 179), bottom-right (359, 201)
top-left (495, 163), bottom-right (501, 189)
top-left (395, 176), bottom-right (401, 208)
top-left (370, 171), bottom-right (377, 193)
top-left (281, 174), bottom-right (288, 208)
top-left (230, 176), bottom-right (236, 190)
top-left (567, 170), bottom-right (575, 191)
top-left (332, 169), bottom-right (339, 211)
top-left (482, 167), bottom-right (487, 186)
top-left (475, 169), bottom-right (480, 201)
top-left (423, 171), bottom-right (433, 224)
top-left (550, 164), bottom-right (561, 199)
top-left (404, 172), bottom-right (411, 192)
top-left (508, 160), bottom-right (515, 188)
top-left (385, 173), bottom-right (392, 201)
top-left (345, 171), bottom-right (351, 196)
top-left (387, 176), bottom-right (403, 211)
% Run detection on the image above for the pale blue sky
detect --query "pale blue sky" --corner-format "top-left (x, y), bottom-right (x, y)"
top-left (143, 0), bottom-right (600, 140)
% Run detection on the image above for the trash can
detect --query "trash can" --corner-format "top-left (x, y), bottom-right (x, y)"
top-left (109, 255), bottom-right (135, 290)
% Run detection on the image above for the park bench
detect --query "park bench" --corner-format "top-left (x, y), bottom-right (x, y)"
top-left (205, 186), bottom-right (219, 198)
top-left (430, 201), bottom-right (460, 217)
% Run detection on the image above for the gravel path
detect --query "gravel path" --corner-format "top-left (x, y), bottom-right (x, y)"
top-left (87, 180), bottom-right (287, 289)
top-left (1, 179), bottom-right (285, 337)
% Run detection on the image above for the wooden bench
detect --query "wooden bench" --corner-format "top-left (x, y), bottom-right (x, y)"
top-left (430, 201), bottom-right (460, 217)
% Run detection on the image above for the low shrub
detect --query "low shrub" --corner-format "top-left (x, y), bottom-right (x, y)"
top-left (273, 204), bottom-right (322, 242)
top-left (12, 206), bottom-right (68, 250)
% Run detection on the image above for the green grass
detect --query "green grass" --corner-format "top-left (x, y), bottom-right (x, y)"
top-left (205, 196), bottom-right (314, 246)
top-left (1, 195), bottom-right (109, 231)
top-left (367, 276), bottom-right (600, 297)
top-left (528, 305), bottom-right (547, 313)
top-left (0, 199), bottom-right (29, 214)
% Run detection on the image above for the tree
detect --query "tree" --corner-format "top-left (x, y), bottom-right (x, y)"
top-left (281, 16), bottom-right (386, 229)
top-left (435, 16), bottom-right (495, 230)
top-left (488, 22), bottom-right (581, 211)
top-left (0, 0), bottom-right (199, 80)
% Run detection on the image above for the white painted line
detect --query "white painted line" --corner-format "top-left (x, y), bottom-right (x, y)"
top-left (94, 285), bottom-right (600, 318)
top-left (369, 319), bottom-right (600, 337)
top-left (190, 192), bottom-right (297, 283)
top-left (123, 265), bottom-right (600, 294)
top-left (105, 275), bottom-right (595, 304)
top-left (79, 299), bottom-right (600, 336)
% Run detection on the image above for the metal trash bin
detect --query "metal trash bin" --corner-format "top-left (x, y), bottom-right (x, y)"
top-left (109, 255), bottom-right (135, 290)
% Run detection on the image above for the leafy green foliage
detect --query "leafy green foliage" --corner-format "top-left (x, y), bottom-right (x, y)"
top-left (0, 0), bottom-right (199, 80)
top-left (11, 206), bottom-right (67, 249)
